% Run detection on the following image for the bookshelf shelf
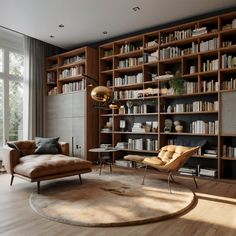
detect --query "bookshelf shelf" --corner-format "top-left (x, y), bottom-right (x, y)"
top-left (221, 157), bottom-right (236, 160)
top-left (119, 149), bottom-right (159, 154)
top-left (160, 111), bottom-right (218, 115)
top-left (98, 10), bottom-right (236, 180)
top-left (160, 132), bottom-right (218, 136)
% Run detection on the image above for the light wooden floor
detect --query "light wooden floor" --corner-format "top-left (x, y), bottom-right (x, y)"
top-left (0, 167), bottom-right (236, 236)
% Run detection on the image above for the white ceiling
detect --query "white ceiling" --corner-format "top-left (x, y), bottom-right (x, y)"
top-left (0, 0), bottom-right (236, 49)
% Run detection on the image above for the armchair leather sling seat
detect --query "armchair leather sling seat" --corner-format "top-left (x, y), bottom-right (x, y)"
top-left (124, 145), bottom-right (200, 192)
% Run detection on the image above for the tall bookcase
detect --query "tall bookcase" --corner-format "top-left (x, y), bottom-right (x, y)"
top-left (45, 46), bottom-right (98, 161)
top-left (98, 11), bottom-right (236, 180)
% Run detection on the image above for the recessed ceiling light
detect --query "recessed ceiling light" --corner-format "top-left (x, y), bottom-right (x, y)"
top-left (50, 35), bottom-right (55, 38)
top-left (102, 31), bottom-right (108, 35)
top-left (58, 24), bottom-right (64, 28)
top-left (132, 6), bottom-right (140, 12)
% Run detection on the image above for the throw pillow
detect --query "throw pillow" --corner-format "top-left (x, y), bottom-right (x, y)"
top-left (7, 142), bottom-right (25, 157)
top-left (34, 137), bottom-right (60, 154)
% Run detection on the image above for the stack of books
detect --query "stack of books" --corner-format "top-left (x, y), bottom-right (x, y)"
top-left (132, 123), bottom-right (145, 133)
top-left (115, 160), bottom-right (132, 168)
top-left (199, 168), bottom-right (217, 177)
top-left (178, 167), bottom-right (197, 176)
top-left (115, 142), bottom-right (128, 149)
top-left (203, 149), bottom-right (217, 158)
top-left (192, 27), bottom-right (207, 36)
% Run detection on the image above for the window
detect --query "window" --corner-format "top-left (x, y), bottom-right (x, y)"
top-left (0, 28), bottom-right (24, 146)
top-left (0, 49), bottom-right (3, 72)
top-left (0, 80), bottom-right (3, 146)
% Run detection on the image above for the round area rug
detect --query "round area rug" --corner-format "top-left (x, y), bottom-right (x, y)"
top-left (29, 171), bottom-right (196, 227)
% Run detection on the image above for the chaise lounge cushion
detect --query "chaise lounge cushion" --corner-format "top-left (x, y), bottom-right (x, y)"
top-left (34, 137), bottom-right (60, 154)
top-left (14, 154), bottom-right (91, 179)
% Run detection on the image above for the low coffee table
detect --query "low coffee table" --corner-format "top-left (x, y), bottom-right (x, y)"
top-left (89, 147), bottom-right (118, 175)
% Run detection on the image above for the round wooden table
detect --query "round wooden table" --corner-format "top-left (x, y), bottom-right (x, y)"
top-left (89, 147), bottom-right (118, 175)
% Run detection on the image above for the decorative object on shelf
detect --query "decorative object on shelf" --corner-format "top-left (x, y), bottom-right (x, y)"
top-left (167, 105), bottom-right (172, 113)
top-left (120, 120), bottom-right (126, 131)
top-left (190, 66), bottom-right (196, 74)
top-left (174, 120), bottom-right (183, 133)
top-left (119, 105), bottom-right (125, 115)
top-left (169, 71), bottom-right (185, 95)
top-left (126, 101), bottom-right (133, 114)
top-left (164, 119), bottom-right (172, 133)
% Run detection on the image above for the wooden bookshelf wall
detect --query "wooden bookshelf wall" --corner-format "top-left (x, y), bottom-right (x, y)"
top-left (98, 11), bottom-right (236, 179)
top-left (45, 46), bottom-right (98, 161)
top-left (46, 46), bottom-right (97, 95)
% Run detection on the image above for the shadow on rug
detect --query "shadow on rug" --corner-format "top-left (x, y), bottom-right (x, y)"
top-left (29, 171), bottom-right (196, 227)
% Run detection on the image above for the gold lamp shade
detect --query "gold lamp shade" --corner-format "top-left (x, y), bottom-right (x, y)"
top-left (91, 86), bottom-right (113, 102)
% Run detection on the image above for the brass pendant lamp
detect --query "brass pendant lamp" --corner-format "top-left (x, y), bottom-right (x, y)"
top-left (83, 74), bottom-right (119, 109)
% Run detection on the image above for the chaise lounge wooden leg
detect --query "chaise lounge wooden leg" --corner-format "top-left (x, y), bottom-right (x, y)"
top-left (10, 175), bottom-right (14, 186)
top-left (79, 174), bottom-right (82, 184)
top-left (37, 181), bottom-right (40, 194)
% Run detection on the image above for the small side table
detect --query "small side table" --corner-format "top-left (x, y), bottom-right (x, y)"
top-left (89, 148), bottom-right (118, 175)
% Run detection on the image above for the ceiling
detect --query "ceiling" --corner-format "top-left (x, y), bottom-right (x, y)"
top-left (0, 0), bottom-right (236, 49)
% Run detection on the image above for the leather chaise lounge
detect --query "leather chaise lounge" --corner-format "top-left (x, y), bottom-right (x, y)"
top-left (2, 140), bottom-right (92, 193)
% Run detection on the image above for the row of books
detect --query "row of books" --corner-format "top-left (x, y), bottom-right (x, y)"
top-left (222, 18), bottom-right (236, 30)
top-left (127, 138), bottom-right (158, 151)
top-left (202, 59), bottom-right (219, 72)
top-left (169, 100), bottom-right (218, 113)
top-left (184, 81), bottom-right (198, 94)
top-left (221, 54), bottom-right (236, 69)
top-left (160, 27), bottom-right (208, 44)
top-left (47, 72), bottom-right (57, 83)
top-left (63, 54), bottom-right (85, 65)
top-left (160, 44), bottom-right (198, 60)
top-left (222, 41), bottom-right (232, 48)
top-left (131, 104), bottom-right (154, 114)
top-left (143, 51), bottom-right (159, 63)
top-left (201, 80), bottom-right (219, 92)
top-left (190, 120), bottom-right (218, 135)
top-left (104, 49), bottom-right (113, 57)
top-left (221, 78), bottom-right (236, 90)
top-left (181, 43), bottom-right (198, 56)
top-left (222, 145), bottom-right (236, 158)
top-left (114, 73), bottom-right (143, 86)
top-left (200, 37), bottom-right (219, 52)
top-left (114, 88), bottom-right (159, 99)
top-left (120, 43), bottom-right (142, 54)
top-left (118, 57), bottom-right (143, 68)
top-left (62, 80), bottom-right (86, 94)
top-left (60, 65), bottom-right (85, 79)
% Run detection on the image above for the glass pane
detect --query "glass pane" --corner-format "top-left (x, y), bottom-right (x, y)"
top-left (9, 51), bottom-right (24, 77)
top-left (9, 81), bottom-right (23, 141)
top-left (0, 49), bottom-right (3, 73)
top-left (0, 80), bottom-right (3, 146)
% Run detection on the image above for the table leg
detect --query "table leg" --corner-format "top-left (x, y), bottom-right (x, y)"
top-left (109, 155), bottom-right (112, 173)
top-left (99, 153), bottom-right (102, 175)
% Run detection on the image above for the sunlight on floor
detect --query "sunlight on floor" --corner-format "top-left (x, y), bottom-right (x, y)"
top-left (181, 192), bottom-right (236, 229)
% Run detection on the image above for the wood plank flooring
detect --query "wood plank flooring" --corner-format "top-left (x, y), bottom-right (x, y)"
top-left (0, 167), bottom-right (236, 236)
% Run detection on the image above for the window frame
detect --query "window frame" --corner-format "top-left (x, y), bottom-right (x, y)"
top-left (0, 45), bottom-right (24, 145)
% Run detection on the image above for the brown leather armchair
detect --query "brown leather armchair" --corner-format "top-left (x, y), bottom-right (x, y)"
top-left (124, 145), bottom-right (200, 192)
top-left (2, 140), bottom-right (92, 193)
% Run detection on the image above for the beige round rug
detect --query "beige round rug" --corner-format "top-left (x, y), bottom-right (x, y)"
top-left (29, 171), bottom-right (196, 227)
